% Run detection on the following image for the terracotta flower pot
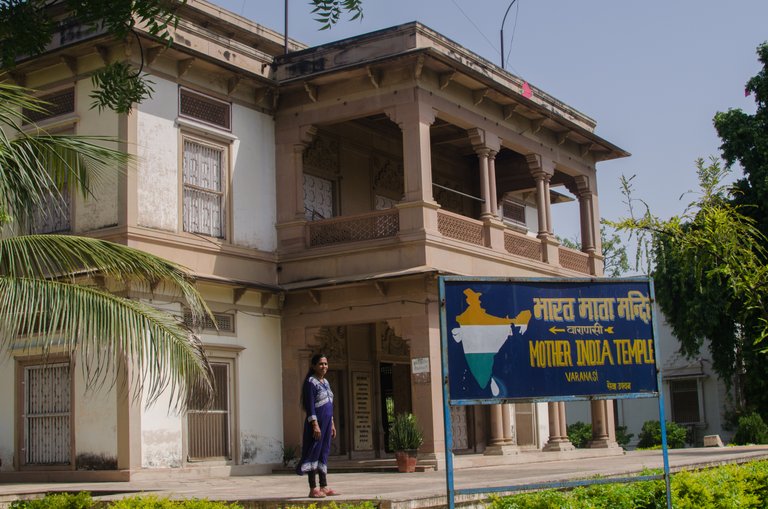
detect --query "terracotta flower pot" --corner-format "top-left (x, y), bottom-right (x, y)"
top-left (395, 450), bottom-right (417, 473)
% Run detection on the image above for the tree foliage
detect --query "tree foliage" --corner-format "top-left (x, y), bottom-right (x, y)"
top-left (610, 42), bottom-right (768, 414)
top-left (558, 223), bottom-right (629, 277)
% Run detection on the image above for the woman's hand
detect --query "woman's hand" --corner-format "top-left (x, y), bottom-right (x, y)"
top-left (312, 422), bottom-right (321, 440)
top-left (331, 421), bottom-right (337, 439)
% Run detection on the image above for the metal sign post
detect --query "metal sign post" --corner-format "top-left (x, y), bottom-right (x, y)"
top-left (438, 276), bottom-right (672, 509)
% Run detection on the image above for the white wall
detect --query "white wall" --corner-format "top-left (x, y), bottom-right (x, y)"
top-left (136, 78), bottom-right (179, 232)
top-left (136, 76), bottom-right (277, 251)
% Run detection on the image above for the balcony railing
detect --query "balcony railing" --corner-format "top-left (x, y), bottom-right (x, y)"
top-left (307, 209), bottom-right (399, 247)
top-left (437, 210), bottom-right (484, 246)
top-left (504, 230), bottom-right (542, 262)
top-left (559, 246), bottom-right (590, 274)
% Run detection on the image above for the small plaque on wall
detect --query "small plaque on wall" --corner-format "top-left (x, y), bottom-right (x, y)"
top-left (352, 371), bottom-right (373, 451)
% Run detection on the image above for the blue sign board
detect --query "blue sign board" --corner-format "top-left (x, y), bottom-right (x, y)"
top-left (442, 277), bottom-right (658, 402)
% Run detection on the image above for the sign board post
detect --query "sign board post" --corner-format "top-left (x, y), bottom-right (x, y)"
top-left (438, 276), bottom-right (671, 509)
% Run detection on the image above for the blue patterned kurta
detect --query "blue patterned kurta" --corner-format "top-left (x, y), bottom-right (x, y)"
top-left (296, 375), bottom-right (334, 475)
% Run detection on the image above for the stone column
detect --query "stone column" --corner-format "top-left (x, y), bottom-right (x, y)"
top-left (569, 174), bottom-right (604, 275)
top-left (526, 154), bottom-right (559, 265)
top-left (275, 125), bottom-right (316, 252)
top-left (543, 401), bottom-right (575, 451)
top-left (387, 103), bottom-right (436, 204)
top-left (386, 103), bottom-right (439, 236)
top-left (485, 404), bottom-right (519, 455)
top-left (477, 147), bottom-right (492, 219)
top-left (488, 150), bottom-right (499, 218)
top-left (589, 400), bottom-right (619, 448)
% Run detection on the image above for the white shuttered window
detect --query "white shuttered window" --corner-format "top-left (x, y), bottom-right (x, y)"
top-left (183, 138), bottom-right (226, 238)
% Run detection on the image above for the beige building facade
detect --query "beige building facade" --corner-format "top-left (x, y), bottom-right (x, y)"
top-left (0, 1), bottom-right (629, 480)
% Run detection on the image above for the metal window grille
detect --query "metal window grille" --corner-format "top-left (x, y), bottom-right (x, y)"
top-left (30, 169), bottom-right (71, 234)
top-left (502, 200), bottom-right (526, 226)
top-left (183, 139), bottom-right (225, 238)
top-left (179, 88), bottom-right (231, 130)
top-left (23, 363), bottom-right (71, 465)
top-left (303, 174), bottom-right (335, 221)
top-left (23, 88), bottom-right (75, 124)
top-left (670, 379), bottom-right (701, 424)
top-left (183, 310), bottom-right (235, 333)
top-left (187, 362), bottom-right (231, 459)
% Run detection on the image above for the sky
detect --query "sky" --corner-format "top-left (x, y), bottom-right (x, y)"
top-left (212, 0), bottom-right (767, 245)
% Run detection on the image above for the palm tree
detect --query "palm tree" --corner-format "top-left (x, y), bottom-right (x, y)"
top-left (0, 80), bottom-right (213, 407)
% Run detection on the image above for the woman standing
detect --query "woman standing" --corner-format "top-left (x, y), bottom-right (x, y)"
top-left (296, 353), bottom-right (339, 498)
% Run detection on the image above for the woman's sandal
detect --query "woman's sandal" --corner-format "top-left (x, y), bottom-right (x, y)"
top-left (321, 487), bottom-right (340, 496)
top-left (309, 487), bottom-right (326, 498)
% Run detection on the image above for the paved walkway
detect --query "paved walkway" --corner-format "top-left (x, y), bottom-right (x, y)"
top-left (2, 446), bottom-right (768, 508)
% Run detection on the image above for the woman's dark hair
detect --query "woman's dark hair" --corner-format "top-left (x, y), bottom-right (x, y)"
top-left (300, 353), bottom-right (328, 408)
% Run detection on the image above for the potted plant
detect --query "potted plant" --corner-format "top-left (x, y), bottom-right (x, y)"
top-left (389, 412), bottom-right (424, 473)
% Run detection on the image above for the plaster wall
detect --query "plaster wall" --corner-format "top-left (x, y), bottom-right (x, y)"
top-left (73, 367), bottom-right (118, 465)
top-left (74, 80), bottom-right (119, 232)
top-left (136, 78), bottom-right (179, 232)
top-left (136, 76), bottom-right (277, 251)
top-left (230, 102), bottom-right (277, 251)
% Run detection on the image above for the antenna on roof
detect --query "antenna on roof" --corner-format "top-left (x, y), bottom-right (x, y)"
top-left (500, 0), bottom-right (518, 69)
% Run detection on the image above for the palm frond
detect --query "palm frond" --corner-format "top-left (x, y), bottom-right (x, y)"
top-left (0, 276), bottom-right (213, 410)
top-left (0, 234), bottom-right (212, 325)
top-left (0, 133), bottom-right (128, 225)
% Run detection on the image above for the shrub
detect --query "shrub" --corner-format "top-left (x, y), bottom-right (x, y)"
top-left (615, 425), bottom-right (634, 448)
top-left (490, 460), bottom-right (768, 509)
top-left (732, 412), bottom-right (768, 445)
top-left (567, 421), bottom-right (593, 448)
top-left (10, 492), bottom-right (93, 509)
top-left (637, 420), bottom-right (687, 449)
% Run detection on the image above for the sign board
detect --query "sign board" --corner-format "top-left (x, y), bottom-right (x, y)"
top-left (352, 371), bottom-right (373, 450)
top-left (443, 277), bottom-right (658, 402)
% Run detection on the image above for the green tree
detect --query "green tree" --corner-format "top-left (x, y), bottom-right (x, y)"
top-left (611, 43), bottom-right (768, 415)
top-left (0, 81), bottom-right (214, 406)
top-left (558, 223), bottom-right (629, 277)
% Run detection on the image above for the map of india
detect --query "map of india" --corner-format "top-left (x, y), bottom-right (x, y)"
top-left (451, 289), bottom-right (532, 396)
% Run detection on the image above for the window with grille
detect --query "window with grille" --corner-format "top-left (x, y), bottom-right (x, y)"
top-left (21, 362), bottom-right (72, 466)
top-left (179, 88), bottom-right (231, 131)
top-left (183, 138), bottom-right (226, 238)
top-left (29, 128), bottom-right (73, 234)
top-left (183, 310), bottom-right (235, 333)
top-left (303, 173), bottom-right (335, 220)
top-left (23, 88), bottom-right (75, 124)
top-left (187, 361), bottom-right (232, 460)
top-left (502, 199), bottom-right (526, 226)
top-left (669, 379), bottom-right (701, 424)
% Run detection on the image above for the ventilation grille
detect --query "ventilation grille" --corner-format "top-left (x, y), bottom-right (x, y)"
top-left (23, 88), bottom-right (75, 124)
top-left (183, 311), bottom-right (235, 333)
top-left (502, 200), bottom-right (526, 225)
top-left (179, 88), bottom-right (231, 130)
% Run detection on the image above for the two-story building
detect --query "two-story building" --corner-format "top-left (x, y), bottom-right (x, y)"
top-left (0, 0), bottom-right (629, 480)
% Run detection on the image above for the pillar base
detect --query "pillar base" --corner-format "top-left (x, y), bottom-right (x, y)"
top-left (484, 444), bottom-right (520, 456)
top-left (543, 439), bottom-right (575, 452)
top-left (588, 438), bottom-right (621, 449)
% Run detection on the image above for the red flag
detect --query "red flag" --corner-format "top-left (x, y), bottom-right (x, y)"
top-left (522, 81), bottom-right (533, 99)
top-left (745, 88), bottom-right (751, 97)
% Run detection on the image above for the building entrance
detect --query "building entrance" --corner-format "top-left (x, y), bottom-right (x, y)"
top-left (379, 362), bottom-right (412, 453)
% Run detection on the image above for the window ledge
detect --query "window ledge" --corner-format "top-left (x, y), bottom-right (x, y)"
top-left (176, 117), bottom-right (238, 142)
top-left (21, 113), bottom-right (80, 134)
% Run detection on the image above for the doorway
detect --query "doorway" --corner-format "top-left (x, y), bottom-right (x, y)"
top-left (379, 362), bottom-right (412, 453)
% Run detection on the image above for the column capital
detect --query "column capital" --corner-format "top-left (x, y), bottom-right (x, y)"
top-left (467, 127), bottom-right (501, 153)
top-left (385, 102), bottom-right (436, 129)
top-left (525, 153), bottom-right (555, 178)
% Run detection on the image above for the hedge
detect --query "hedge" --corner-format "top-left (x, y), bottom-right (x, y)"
top-left (490, 460), bottom-right (768, 509)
